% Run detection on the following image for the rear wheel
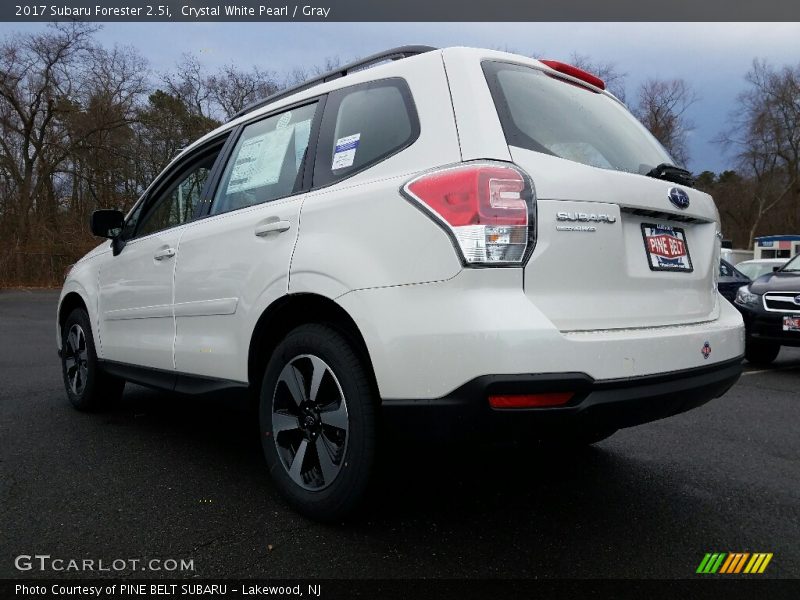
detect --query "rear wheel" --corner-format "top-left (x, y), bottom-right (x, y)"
top-left (259, 324), bottom-right (376, 521)
top-left (745, 339), bottom-right (780, 366)
top-left (60, 308), bottom-right (125, 411)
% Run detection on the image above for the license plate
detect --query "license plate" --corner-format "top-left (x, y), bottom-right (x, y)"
top-left (783, 316), bottom-right (800, 332)
top-left (641, 223), bottom-right (693, 272)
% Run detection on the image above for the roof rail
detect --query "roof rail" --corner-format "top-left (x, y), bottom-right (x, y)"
top-left (232, 45), bottom-right (438, 120)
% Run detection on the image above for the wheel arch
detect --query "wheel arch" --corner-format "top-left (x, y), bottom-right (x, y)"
top-left (58, 291), bottom-right (89, 330)
top-left (248, 293), bottom-right (379, 401)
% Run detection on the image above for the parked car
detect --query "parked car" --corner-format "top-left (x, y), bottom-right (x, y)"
top-left (720, 247), bottom-right (753, 265)
top-left (718, 259), bottom-right (751, 303)
top-left (734, 253), bottom-right (800, 365)
top-left (735, 258), bottom-right (788, 280)
top-left (58, 46), bottom-right (744, 520)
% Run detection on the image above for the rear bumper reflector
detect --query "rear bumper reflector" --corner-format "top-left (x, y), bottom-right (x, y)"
top-left (488, 392), bottom-right (574, 409)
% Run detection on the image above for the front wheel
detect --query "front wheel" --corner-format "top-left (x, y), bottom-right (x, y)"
top-left (60, 308), bottom-right (125, 411)
top-left (745, 339), bottom-right (780, 366)
top-left (259, 324), bottom-right (376, 521)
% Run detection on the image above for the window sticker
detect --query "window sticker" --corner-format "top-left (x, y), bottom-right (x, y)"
top-left (276, 111), bottom-right (292, 129)
top-left (331, 133), bottom-right (360, 170)
top-left (226, 127), bottom-right (294, 194)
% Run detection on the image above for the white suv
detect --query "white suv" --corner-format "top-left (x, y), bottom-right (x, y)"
top-left (58, 46), bottom-right (745, 520)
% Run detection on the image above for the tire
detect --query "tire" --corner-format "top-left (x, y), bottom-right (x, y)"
top-left (745, 339), bottom-right (780, 366)
top-left (259, 324), bottom-right (376, 521)
top-left (60, 308), bottom-right (125, 411)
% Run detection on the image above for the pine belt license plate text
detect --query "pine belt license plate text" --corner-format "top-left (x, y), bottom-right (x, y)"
top-left (784, 316), bottom-right (800, 332)
top-left (641, 223), bottom-right (693, 272)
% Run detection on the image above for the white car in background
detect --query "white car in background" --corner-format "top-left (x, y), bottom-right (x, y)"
top-left (58, 46), bottom-right (745, 520)
top-left (735, 258), bottom-right (789, 280)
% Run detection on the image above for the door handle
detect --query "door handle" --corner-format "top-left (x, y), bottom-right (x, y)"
top-left (255, 220), bottom-right (291, 237)
top-left (154, 247), bottom-right (176, 261)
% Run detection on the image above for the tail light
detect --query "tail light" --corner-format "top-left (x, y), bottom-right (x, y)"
top-left (402, 162), bottom-right (536, 266)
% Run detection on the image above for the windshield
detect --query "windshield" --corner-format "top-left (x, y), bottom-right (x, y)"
top-left (782, 254), bottom-right (800, 272)
top-left (736, 262), bottom-right (785, 279)
top-left (483, 61), bottom-right (676, 175)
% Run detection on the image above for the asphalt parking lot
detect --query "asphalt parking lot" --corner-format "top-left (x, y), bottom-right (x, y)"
top-left (1, 289), bottom-right (798, 579)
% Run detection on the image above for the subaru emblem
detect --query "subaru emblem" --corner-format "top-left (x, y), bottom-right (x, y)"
top-left (668, 187), bottom-right (690, 210)
top-left (794, 295), bottom-right (800, 305)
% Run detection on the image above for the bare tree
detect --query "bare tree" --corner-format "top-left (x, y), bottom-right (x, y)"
top-left (0, 23), bottom-right (114, 237)
top-left (0, 24), bottom-right (150, 284)
top-left (284, 56), bottom-right (343, 87)
top-left (717, 60), bottom-right (800, 245)
top-left (162, 53), bottom-right (213, 118)
top-left (133, 90), bottom-right (219, 187)
top-left (207, 64), bottom-right (281, 119)
top-left (632, 78), bottom-right (697, 167)
top-left (569, 52), bottom-right (627, 102)
top-left (65, 44), bottom-right (148, 212)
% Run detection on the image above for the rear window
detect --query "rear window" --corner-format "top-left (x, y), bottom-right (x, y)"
top-left (313, 78), bottom-right (418, 186)
top-left (483, 61), bottom-right (675, 175)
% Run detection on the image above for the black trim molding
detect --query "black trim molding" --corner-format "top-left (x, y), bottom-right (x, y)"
top-left (99, 360), bottom-right (248, 395)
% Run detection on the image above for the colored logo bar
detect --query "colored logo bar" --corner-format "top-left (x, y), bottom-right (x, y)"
top-left (697, 552), bottom-right (773, 574)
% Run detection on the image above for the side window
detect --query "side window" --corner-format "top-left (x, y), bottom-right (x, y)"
top-left (136, 154), bottom-right (217, 238)
top-left (314, 79), bottom-right (418, 187)
top-left (119, 200), bottom-right (144, 241)
top-left (131, 137), bottom-right (228, 240)
top-left (720, 261), bottom-right (733, 277)
top-left (211, 102), bottom-right (317, 215)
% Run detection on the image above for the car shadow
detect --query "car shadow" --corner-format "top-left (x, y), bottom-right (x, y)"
top-left (97, 383), bottom-right (744, 578)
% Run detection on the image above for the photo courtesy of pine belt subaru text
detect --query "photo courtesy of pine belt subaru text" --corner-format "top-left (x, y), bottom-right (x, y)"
top-left (57, 46), bottom-right (745, 521)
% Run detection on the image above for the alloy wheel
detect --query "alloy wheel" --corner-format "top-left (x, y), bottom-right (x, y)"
top-left (64, 323), bottom-right (89, 396)
top-left (272, 354), bottom-right (349, 491)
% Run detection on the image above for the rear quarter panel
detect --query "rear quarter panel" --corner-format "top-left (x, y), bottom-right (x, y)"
top-left (290, 51), bottom-right (464, 297)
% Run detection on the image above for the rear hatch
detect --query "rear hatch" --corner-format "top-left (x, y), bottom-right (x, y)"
top-left (481, 58), bottom-right (720, 331)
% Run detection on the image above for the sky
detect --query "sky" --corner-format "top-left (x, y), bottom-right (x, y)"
top-left (4, 22), bottom-right (800, 174)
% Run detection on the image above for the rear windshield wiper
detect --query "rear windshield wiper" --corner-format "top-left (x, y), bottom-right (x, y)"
top-left (645, 163), bottom-right (694, 187)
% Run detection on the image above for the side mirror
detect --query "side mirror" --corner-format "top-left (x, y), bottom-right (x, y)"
top-left (90, 209), bottom-right (124, 239)
top-left (773, 266), bottom-right (781, 272)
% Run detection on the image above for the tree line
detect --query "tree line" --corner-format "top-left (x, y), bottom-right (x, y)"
top-left (1, 24), bottom-right (798, 286)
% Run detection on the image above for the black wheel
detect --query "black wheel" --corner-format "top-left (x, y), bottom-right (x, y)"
top-left (60, 308), bottom-right (125, 411)
top-left (259, 324), bottom-right (376, 521)
top-left (745, 339), bottom-right (780, 366)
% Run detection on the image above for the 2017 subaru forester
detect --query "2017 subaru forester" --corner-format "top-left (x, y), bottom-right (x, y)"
top-left (58, 46), bottom-right (745, 520)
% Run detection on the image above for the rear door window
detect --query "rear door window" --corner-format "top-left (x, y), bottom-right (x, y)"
top-left (211, 102), bottom-right (318, 215)
top-left (313, 79), bottom-right (419, 187)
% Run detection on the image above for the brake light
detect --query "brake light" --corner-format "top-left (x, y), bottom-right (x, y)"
top-left (489, 393), bottom-right (574, 409)
top-left (402, 162), bottom-right (536, 265)
top-left (539, 60), bottom-right (605, 91)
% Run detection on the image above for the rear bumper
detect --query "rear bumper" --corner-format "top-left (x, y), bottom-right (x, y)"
top-left (381, 357), bottom-right (743, 440)
top-left (340, 270), bottom-right (745, 400)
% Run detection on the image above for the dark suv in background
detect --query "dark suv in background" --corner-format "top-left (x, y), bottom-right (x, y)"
top-left (734, 253), bottom-right (800, 365)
